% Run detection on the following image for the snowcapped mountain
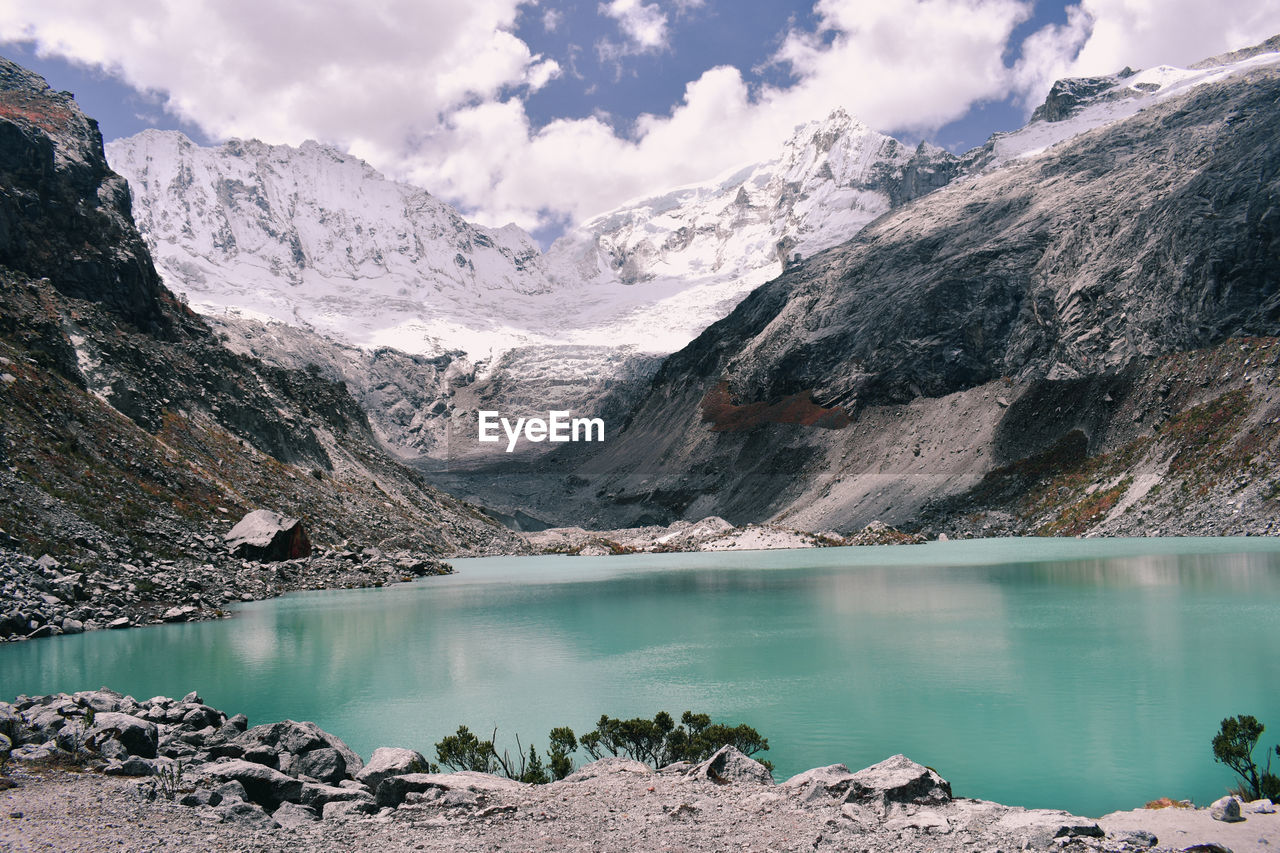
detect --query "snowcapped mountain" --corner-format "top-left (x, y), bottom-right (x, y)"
top-left (105, 130), bottom-right (567, 358)
top-left (106, 38), bottom-right (1280, 368)
top-left (542, 109), bottom-right (959, 352)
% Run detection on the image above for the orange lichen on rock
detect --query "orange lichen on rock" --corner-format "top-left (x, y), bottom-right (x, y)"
top-left (700, 380), bottom-right (851, 432)
top-left (0, 90), bottom-right (75, 133)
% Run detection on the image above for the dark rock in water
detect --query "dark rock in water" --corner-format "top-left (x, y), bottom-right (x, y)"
top-left (844, 755), bottom-right (951, 808)
top-left (686, 745), bottom-right (774, 786)
top-left (224, 510), bottom-right (311, 562)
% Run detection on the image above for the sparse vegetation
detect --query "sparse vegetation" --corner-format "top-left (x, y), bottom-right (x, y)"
top-left (434, 712), bottom-right (772, 784)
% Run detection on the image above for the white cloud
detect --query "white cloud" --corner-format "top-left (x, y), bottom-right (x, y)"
top-left (5, 0), bottom-right (1280, 240)
top-left (0, 0), bottom-right (551, 157)
top-left (598, 0), bottom-right (670, 57)
top-left (542, 8), bottom-right (563, 32)
top-left (1015, 0), bottom-right (1280, 103)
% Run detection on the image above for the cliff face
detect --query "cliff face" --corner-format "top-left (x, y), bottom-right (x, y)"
top-left (0, 61), bottom-right (165, 331)
top-left (0, 56), bottom-right (521, 564)
top-left (571, 64), bottom-right (1280, 535)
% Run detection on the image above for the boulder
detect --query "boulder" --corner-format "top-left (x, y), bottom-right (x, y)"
top-left (88, 712), bottom-right (158, 759)
top-left (204, 760), bottom-right (303, 810)
top-left (216, 800), bottom-right (279, 829)
top-left (322, 799), bottom-right (379, 819)
top-left (295, 747), bottom-right (346, 785)
top-left (781, 764), bottom-right (857, 804)
top-left (225, 510), bottom-right (311, 562)
top-left (563, 757), bottom-right (653, 783)
top-left (1210, 795), bottom-right (1245, 823)
top-left (298, 782), bottom-right (375, 809)
top-left (232, 720), bottom-right (362, 778)
top-left (374, 773), bottom-right (450, 809)
top-left (686, 745), bottom-right (774, 786)
top-left (845, 755), bottom-right (951, 808)
top-left (271, 801), bottom-right (319, 827)
top-left (356, 747), bottom-right (430, 792)
top-left (103, 757), bottom-right (154, 776)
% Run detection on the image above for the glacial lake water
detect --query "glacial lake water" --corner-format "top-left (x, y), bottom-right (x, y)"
top-left (3, 537), bottom-right (1280, 817)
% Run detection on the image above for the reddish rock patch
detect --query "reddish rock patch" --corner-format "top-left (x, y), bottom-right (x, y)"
top-left (700, 380), bottom-right (851, 432)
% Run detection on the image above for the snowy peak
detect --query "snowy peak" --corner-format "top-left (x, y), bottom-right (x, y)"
top-left (106, 130), bottom-right (558, 353)
top-left (970, 38), bottom-right (1280, 170)
top-left (549, 106), bottom-right (931, 288)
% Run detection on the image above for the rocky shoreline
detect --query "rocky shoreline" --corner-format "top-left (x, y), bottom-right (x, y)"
top-left (1, 689), bottom-right (1277, 852)
top-left (0, 541), bottom-right (452, 643)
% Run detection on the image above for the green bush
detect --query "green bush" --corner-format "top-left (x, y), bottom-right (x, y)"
top-left (1212, 715), bottom-right (1280, 801)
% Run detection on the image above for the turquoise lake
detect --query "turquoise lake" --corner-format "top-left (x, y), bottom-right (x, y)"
top-left (3, 537), bottom-right (1279, 817)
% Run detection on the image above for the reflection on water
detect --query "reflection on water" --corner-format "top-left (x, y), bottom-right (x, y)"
top-left (1, 539), bottom-right (1278, 817)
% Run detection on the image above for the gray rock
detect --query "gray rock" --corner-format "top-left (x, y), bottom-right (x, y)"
top-left (295, 746), bottom-right (346, 785)
top-left (440, 789), bottom-right (481, 808)
top-left (233, 720), bottom-right (362, 777)
top-left (298, 781), bottom-right (374, 809)
top-left (1247, 798), bottom-right (1276, 814)
top-left (844, 755), bottom-right (951, 808)
top-left (103, 757), bottom-right (154, 776)
top-left (1209, 795), bottom-right (1245, 822)
top-left (1052, 820), bottom-right (1105, 839)
top-left (271, 800), bottom-right (319, 827)
top-left (686, 745), bottom-right (774, 786)
top-left (563, 758), bottom-right (653, 783)
top-left (216, 800), bottom-right (279, 829)
top-left (178, 789), bottom-right (224, 807)
top-left (1117, 829), bottom-right (1159, 848)
top-left (356, 746), bottom-right (429, 792)
top-left (781, 764), bottom-right (855, 804)
top-left (161, 605), bottom-right (198, 622)
top-left (322, 799), bottom-right (379, 819)
top-left (88, 712), bottom-right (158, 758)
top-left (204, 759), bottom-right (303, 810)
top-left (374, 773), bottom-right (447, 809)
top-left (213, 780), bottom-right (247, 803)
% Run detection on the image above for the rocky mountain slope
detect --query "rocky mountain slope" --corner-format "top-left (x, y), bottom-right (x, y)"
top-left (563, 49), bottom-right (1280, 536)
top-left (0, 56), bottom-right (524, 636)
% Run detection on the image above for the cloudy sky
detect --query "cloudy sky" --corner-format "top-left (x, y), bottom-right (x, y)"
top-left (3, 1), bottom-right (1280, 245)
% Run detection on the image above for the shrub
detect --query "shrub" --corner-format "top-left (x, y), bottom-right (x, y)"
top-left (1212, 715), bottom-right (1280, 801)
